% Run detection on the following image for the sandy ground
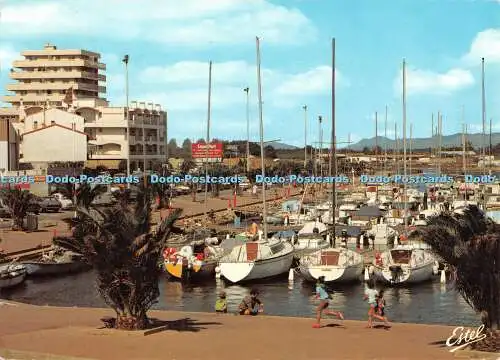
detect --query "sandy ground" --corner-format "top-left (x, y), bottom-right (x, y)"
top-left (0, 302), bottom-right (461, 360)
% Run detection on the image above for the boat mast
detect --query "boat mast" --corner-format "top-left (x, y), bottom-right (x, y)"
top-left (402, 59), bottom-right (408, 233)
top-left (204, 61), bottom-right (212, 217)
top-left (490, 118), bottom-right (493, 169)
top-left (331, 37), bottom-right (336, 239)
top-left (384, 106), bottom-right (388, 175)
top-left (409, 123), bottom-right (413, 176)
top-left (462, 121), bottom-right (467, 203)
top-left (462, 106), bottom-right (466, 176)
top-left (438, 113), bottom-right (442, 175)
top-left (256, 37), bottom-right (268, 240)
top-left (481, 58), bottom-right (486, 175)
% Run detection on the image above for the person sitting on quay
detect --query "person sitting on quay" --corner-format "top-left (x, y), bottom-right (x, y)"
top-left (239, 289), bottom-right (264, 315)
top-left (215, 291), bottom-right (227, 313)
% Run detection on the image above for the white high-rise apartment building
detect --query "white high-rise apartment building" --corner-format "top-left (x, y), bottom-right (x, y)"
top-left (2, 43), bottom-right (106, 108)
top-left (1, 44), bottom-right (167, 171)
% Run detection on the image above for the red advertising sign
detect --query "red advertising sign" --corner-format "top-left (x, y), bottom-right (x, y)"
top-left (191, 142), bottom-right (223, 159)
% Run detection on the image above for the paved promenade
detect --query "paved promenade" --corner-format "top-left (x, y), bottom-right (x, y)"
top-left (1, 186), bottom-right (303, 256)
top-left (0, 302), bottom-right (464, 360)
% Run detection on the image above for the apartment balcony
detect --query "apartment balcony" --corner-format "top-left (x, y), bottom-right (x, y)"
top-left (13, 59), bottom-right (106, 70)
top-left (9, 70), bottom-right (105, 81)
top-left (5, 82), bottom-right (104, 92)
top-left (2, 94), bottom-right (65, 103)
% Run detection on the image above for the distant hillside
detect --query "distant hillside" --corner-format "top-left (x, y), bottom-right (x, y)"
top-left (348, 132), bottom-right (500, 151)
top-left (267, 141), bottom-right (298, 150)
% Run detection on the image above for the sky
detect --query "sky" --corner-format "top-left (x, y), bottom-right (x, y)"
top-left (0, 0), bottom-right (499, 148)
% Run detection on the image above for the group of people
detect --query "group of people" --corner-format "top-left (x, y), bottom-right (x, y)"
top-left (215, 288), bottom-right (264, 315)
top-left (314, 277), bottom-right (389, 328)
top-left (214, 279), bottom-right (390, 329)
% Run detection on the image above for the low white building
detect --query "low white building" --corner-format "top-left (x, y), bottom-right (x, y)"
top-left (21, 123), bottom-right (87, 164)
top-left (18, 108), bottom-right (87, 168)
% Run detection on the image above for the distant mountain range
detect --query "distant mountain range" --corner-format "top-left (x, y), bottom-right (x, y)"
top-left (348, 132), bottom-right (500, 151)
top-left (267, 141), bottom-right (299, 150)
top-left (263, 132), bottom-right (500, 151)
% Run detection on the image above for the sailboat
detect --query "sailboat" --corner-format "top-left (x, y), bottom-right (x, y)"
top-left (372, 60), bottom-right (437, 285)
top-left (372, 245), bottom-right (436, 284)
top-left (297, 38), bottom-right (364, 284)
top-left (218, 37), bottom-right (294, 284)
top-left (299, 247), bottom-right (364, 283)
top-left (293, 221), bottom-right (330, 258)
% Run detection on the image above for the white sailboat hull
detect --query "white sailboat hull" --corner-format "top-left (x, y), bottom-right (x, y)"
top-left (373, 262), bottom-right (434, 284)
top-left (219, 252), bottom-right (294, 283)
top-left (299, 263), bottom-right (363, 283)
top-left (298, 247), bottom-right (364, 283)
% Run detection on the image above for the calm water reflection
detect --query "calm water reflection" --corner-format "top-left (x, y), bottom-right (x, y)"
top-left (2, 270), bottom-right (478, 326)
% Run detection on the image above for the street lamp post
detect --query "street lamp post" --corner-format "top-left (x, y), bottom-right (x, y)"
top-left (122, 55), bottom-right (130, 185)
top-left (244, 87), bottom-right (250, 173)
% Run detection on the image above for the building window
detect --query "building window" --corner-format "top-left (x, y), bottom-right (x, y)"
top-left (99, 128), bottom-right (102, 132)
top-left (51, 121), bottom-right (55, 125)
top-left (33, 121), bottom-right (38, 129)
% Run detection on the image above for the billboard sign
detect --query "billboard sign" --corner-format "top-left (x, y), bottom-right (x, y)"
top-left (191, 142), bottom-right (223, 159)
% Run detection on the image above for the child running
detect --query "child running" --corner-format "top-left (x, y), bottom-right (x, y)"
top-left (312, 276), bottom-right (344, 328)
top-left (364, 280), bottom-right (389, 328)
top-left (375, 289), bottom-right (386, 317)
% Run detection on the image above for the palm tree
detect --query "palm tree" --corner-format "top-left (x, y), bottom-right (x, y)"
top-left (54, 184), bottom-right (181, 330)
top-left (0, 188), bottom-right (34, 230)
top-left (75, 183), bottom-right (108, 208)
top-left (410, 206), bottom-right (499, 352)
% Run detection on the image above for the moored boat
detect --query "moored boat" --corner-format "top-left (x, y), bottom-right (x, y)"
top-left (218, 238), bottom-right (294, 283)
top-left (163, 244), bottom-right (224, 280)
top-left (293, 221), bottom-right (329, 258)
top-left (22, 250), bottom-right (88, 276)
top-left (299, 247), bottom-right (364, 283)
top-left (0, 264), bottom-right (27, 289)
top-left (371, 245), bottom-right (437, 284)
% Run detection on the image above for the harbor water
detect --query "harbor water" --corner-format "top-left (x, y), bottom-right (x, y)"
top-left (2, 270), bottom-right (478, 327)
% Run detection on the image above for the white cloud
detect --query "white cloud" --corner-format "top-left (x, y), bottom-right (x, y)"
top-left (0, 0), bottom-right (316, 46)
top-left (0, 43), bottom-right (19, 73)
top-left (141, 61), bottom-right (264, 85)
top-left (274, 66), bottom-right (348, 96)
top-left (137, 60), bottom-right (346, 111)
top-left (462, 28), bottom-right (500, 65)
top-left (138, 86), bottom-right (246, 111)
top-left (393, 67), bottom-right (474, 96)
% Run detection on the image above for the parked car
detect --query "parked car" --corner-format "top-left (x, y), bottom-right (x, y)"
top-left (34, 196), bottom-right (62, 213)
top-left (51, 193), bottom-right (73, 210)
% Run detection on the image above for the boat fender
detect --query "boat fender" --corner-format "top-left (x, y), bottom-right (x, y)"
top-left (375, 253), bottom-right (382, 266)
top-left (215, 266), bottom-right (221, 274)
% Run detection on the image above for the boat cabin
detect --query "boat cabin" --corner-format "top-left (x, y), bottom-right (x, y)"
top-left (229, 240), bottom-right (286, 262)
